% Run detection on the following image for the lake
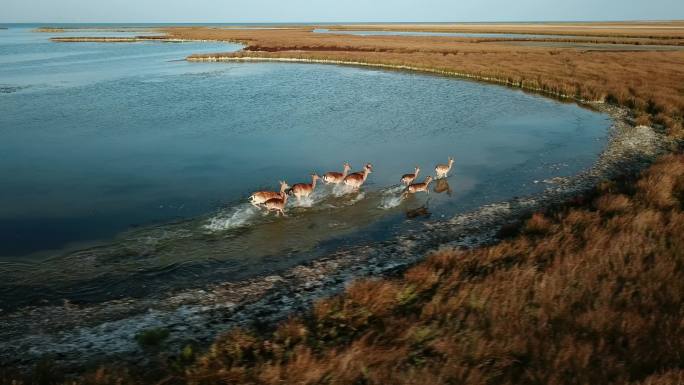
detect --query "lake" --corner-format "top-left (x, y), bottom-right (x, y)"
top-left (0, 26), bottom-right (610, 311)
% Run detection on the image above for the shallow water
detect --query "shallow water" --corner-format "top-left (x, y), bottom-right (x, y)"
top-left (0, 26), bottom-right (611, 311)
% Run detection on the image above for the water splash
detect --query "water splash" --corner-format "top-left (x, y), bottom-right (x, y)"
top-left (332, 183), bottom-right (355, 197)
top-left (204, 205), bottom-right (261, 231)
top-left (348, 192), bottom-right (366, 205)
top-left (289, 189), bottom-right (328, 208)
top-left (383, 185), bottom-right (406, 194)
top-left (379, 194), bottom-right (404, 209)
top-left (377, 184), bottom-right (406, 209)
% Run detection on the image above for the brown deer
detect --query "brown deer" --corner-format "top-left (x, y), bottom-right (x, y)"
top-left (400, 166), bottom-right (420, 186)
top-left (403, 176), bottom-right (433, 199)
top-left (263, 191), bottom-right (289, 217)
top-left (435, 157), bottom-right (454, 179)
top-left (248, 180), bottom-right (289, 207)
top-left (322, 162), bottom-right (351, 185)
top-left (289, 174), bottom-right (321, 202)
top-left (343, 163), bottom-right (373, 191)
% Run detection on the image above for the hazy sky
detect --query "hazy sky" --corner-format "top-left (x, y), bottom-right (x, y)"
top-left (3, 0), bottom-right (684, 23)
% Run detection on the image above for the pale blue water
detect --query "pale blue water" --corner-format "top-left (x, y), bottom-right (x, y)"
top-left (0, 26), bottom-right (610, 310)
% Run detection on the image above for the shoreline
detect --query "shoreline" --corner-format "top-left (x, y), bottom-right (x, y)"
top-left (2, 23), bottom-right (679, 375)
top-left (0, 99), bottom-right (668, 372)
top-left (187, 55), bottom-right (587, 100)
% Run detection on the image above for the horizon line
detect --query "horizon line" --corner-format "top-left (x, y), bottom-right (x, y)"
top-left (2, 19), bottom-right (684, 24)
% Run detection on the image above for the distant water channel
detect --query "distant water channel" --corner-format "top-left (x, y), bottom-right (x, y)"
top-left (0, 25), bottom-right (610, 311)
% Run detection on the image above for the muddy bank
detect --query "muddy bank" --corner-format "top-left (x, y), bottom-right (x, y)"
top-left (0, 101), bottom-right (668, 373)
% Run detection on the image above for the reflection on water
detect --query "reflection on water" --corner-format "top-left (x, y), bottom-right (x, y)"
top-left (405, 202), bottom-right (431, 219)
top-left (0, 26), bottom-right (611, 311)
top-left (433, 179), bottom-right (453, 195)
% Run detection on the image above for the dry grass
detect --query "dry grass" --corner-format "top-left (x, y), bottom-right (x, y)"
top-left (179, 153), bottom-right (684, 385)
top-left (22, 156), bottom-right (682, 385)
top-left (5, 22), bottom-right (684, 384)
top-left (323, 21), bottom-right (684, 39)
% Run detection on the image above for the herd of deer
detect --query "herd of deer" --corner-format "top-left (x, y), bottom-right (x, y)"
top-left (248, 157), bottom-right (455, 216)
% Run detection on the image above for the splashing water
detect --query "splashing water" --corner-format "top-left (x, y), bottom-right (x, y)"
top-left (383, 185), bottom-right (407, 194)
top-left (332, 183), bottom-right (356, 197)
top-left (379, 194), bottom-right (404, 209)
top-left (348, 192), bottom-right (366, 205)
top-left (204, 204), bottom-right (261, 231)
top-left (377, 185), bottom-right (406, 209)
top-left (289, 188), bottom-right (329, 208)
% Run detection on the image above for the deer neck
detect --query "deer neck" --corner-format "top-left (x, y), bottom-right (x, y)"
top-left (362, 168), bottom-right (370, 181)
top-left (311, 177), bottom-right (318, 191)
top-left (342, 167), bottom-right (350, 178)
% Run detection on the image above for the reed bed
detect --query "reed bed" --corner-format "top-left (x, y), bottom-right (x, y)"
top-left (323, 21), bottom-right (684, 39)
top-left (5, 22), bottom-right (684, 384)
top-left (181, 154), bottom-right (684, 385)
top-left (15, 154), bottom-right (683, 385)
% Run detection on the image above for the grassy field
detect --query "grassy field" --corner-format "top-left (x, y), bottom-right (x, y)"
top-left (5, 22), bottom-right (684, 384)
top-left (323, 21), bottom-right (684, 39)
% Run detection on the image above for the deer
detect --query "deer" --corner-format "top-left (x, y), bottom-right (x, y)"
top-left (263, 191), bottom-right (289, 217)
top-left (343, 163), bottom-right (373, 191)
top-left (289, 174), bottom-right (321, 202)
top-left (248, 180), bottom-right (289, 208)
top-left (400, 166), bottom-right (420, 186)
top-left (435, 157), bottom-right (454, 179)
top-left (403, 176), bottom-right (433, 199)
top-left (322, 162), bottom-right (351, 185)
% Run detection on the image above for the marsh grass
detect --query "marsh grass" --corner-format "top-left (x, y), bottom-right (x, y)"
top-left (4, 23), bottom-right (684, 385)
top-left (180, 154), bottom-right (684, 385)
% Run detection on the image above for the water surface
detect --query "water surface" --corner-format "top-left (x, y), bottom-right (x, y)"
top-left (0, 26), bottom-right (611, 311)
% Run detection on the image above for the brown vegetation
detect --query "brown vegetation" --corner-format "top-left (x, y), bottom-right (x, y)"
top-left (173, 154), bottom-right (684, 385)
top-left (6, 22), bottom-right (684, 384)
top-left (323, 21), bottom-right (684, 39)
top-left (25, 154), bottom-right (681, 385)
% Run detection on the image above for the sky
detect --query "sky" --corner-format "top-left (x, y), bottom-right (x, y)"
top-left (3, 0), bottom-right (684, 23)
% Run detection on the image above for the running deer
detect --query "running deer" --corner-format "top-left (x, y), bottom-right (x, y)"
top-left (400, 166), bottom-right (420, 186)
top-left (403, 176), bottom-right (433, 198)
top-left (322, 162), bottom-right (351, 185)
top-left (248, 181), bottom-right (290, 207)
top-left (289, 174), bottom-right (321, 202)
top-left (263, 191), bottom-right (289, 217)
top-left (435, 157), bottom-right (454, 179)
top-left (343, 163), bottom-right (373, 191)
